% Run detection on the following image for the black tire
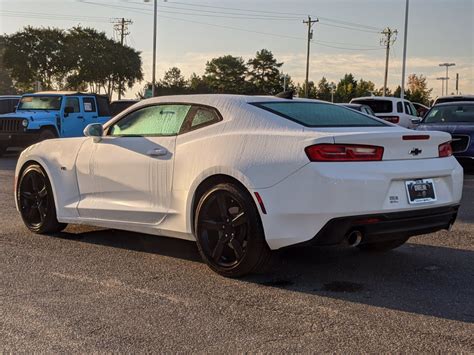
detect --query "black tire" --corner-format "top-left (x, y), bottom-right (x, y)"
top-left (357, 237), bottom-right (409, 252)
top-left (38, 128), bottom-right (57, 141)
top-left (194, 182), bottom-right (271, 277)
top-left (17, 164), bottom-right (67, 234)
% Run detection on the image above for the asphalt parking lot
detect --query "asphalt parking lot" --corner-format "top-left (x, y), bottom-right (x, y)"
top-left (1, 152), bottom-right (473, 352)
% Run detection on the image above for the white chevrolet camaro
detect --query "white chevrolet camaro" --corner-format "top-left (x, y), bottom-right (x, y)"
top-left (15, 95), bottom-right (463, 277)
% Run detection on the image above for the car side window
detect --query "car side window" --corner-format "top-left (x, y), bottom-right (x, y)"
top-left (83, 97), bottom-right (97, 112)
top-left (397, 102), bottom-right (403, 113)
top-left (404, 102), bottom-right (415, 116)
top-left (191, 107), bottom-right (220, 128)
top-left (65, 98), bottom-right (80, 113)
top-left (109, 104), bottom-right (191, 137)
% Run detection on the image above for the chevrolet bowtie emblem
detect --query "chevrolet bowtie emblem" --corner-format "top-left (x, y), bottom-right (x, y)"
top-left (409, 148), bottom-right (422, 156)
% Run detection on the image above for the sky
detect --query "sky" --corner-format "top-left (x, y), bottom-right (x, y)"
top-left (1, 0), bottom-right (473, 99)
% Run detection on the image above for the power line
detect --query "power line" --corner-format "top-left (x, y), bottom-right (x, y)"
top-left (163, 0), bottom-right (384, 30)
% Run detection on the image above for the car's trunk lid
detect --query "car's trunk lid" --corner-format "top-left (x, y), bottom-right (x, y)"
top-left (330, 129), bottom-right (452, 160)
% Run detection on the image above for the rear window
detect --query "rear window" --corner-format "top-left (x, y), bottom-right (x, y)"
top-left (424, 104), bottom-right (474, 123)
top-left (252, 101), bottom-right (387, 127)
top-left (351, 99), bottom-right (393, 114)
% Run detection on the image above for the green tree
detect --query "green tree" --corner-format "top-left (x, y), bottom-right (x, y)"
top-left (334, 73), bottom-right (357, 103)
top-left (204, 55), bottom-right (247, 94)
top-left (188, 73), bottom-right (212, 94)
top-left (355, 78), bottom-right (375, 97)
top-left (315, 77), bottom-right (332, 101)
top-left (296, 81), bottom-right (317, 98)
top-left (65, 27), bottom-right (142, 98)
top-left (3, 26), bottom-right (68, 91)
top-left (247, 49), bottom-right (283, 95)
top-left (0, 36), bottom-right (18, 94)
top-left (406, 74), bottom-right (432, 105)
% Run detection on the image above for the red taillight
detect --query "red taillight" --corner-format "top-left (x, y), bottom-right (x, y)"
top-left (380, 116), bottom-right (400, 124)
top-left (438, 141), bottom-right (453, 157)
top-left (403, 135), bottom-right (430, 140)
top-left (305, 144), bottom-right (384, 162)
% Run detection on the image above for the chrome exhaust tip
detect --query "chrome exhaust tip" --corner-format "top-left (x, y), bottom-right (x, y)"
top-left (347, 230), bottom-right (363, 247)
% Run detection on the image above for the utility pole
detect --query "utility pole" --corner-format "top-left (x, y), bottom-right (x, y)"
top-left (437, 77), bottom-right (447, 97)
top-left (303, 16), bottom-right (318, 98)
top-left (456, 73), bottom-right (459, 95)
top-left (380, 27), bottom-right (397, 96)
top-left (112, 17), bottom-right (132, 99)
top-left (439, 62), bottom-right (455, 95)
top-left (330, 82), bottom-right (336, 103)
top-left (400, 0), bottom-right (409, 100)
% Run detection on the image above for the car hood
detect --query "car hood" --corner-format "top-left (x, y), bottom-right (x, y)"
top-left (0, 110), bottom-right (59, 121)
top-left (417, 123), bottom-right (474, 135)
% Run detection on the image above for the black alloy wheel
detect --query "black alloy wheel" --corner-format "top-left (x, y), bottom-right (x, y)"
top-left (195, 183), bottom-right (271, 277)
top-left (17, 164), bottom-right (67, 234)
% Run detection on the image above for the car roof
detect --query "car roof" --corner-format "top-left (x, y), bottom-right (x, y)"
top-left (436, 95), bottom-right (474, 100)
top-left (352, 96), bottom-right (408, 102)
top-left (137, 94), bottom-right (327, 108)
top-left (433, 101), bottom-right (474, 107)
top-left (0, 95), bottom-right (21, 99)
top-left (31, 91), bottom-right (107, 97)
top-left (337, 103), bottom-right (362, 108)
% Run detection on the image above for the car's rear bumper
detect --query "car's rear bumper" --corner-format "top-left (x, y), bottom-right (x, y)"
top-left (253, 157), bottom-right (463, 249)
top-left (307, 204), bottom-right (459, 246)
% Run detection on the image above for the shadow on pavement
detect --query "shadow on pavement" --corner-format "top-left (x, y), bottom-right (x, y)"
top-left (55, 227), bottom-right (474, 324)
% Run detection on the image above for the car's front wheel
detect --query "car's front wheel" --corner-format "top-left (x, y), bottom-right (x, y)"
top-left (17, 164), bottom-right (67, 234)
top-left (194, 182), bottom-right (271, 277)
top-left (357, 237), bottom-right (409, 252)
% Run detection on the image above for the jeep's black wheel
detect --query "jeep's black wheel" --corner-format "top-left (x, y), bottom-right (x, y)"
top-left (17, 164), bottom-right (67, 234)
top-left (38, 128), bottom-right (57, 142)
top-left (194, 183), bottom-right (271, 277)
top-left (357, 237), bottom-right (409, 252)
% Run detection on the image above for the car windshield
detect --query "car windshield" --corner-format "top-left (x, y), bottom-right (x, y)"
top-left (351, 99), bottom-right (393, 113)
top-left (18, 95), bottom-right (62, 110)
top-left (252, 101), bottom-right (387, 127)
top-left (423, 104), bottom-right (474, 123)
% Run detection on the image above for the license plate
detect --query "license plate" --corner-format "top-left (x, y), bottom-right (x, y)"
top-left (405, 179), bottom-right (436, 204)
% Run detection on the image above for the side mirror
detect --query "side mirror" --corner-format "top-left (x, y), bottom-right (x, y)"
top-left (411, 118), bottom-right (422, 125)
top-left (83, 123), bottom-right (103, 142)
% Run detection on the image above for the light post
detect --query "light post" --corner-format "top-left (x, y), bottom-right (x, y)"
top-left (439, 63), bottom-right (455, 96)
top-left (400, 0), bottom-right (409, 100)
top-left (330, 82), bottom-right (336, 103)
top-left (145, 0), bottom-right (158, 97)
top-left (436, 77), bottom-right (448, 97)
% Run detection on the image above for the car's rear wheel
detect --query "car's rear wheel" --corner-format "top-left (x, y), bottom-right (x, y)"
top-left (17, 164), bottom-right (67, 234)
top-left (194, 183), bottom-right (271, 277)
top-left (357, 237), bottom-right (409, 252)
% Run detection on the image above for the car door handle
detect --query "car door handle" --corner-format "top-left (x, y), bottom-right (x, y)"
top-left (147, 147), bottom-right (168, 156)
top-left (77, 116), bottom-right (84, 119)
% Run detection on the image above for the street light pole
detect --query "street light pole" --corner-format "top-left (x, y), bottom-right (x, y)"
top-left (144, 0), bottom-right (158, 97)
top-left (400, 0), bottom-right (409, 100)
top-left (439, 63), bottom-right (455, 96)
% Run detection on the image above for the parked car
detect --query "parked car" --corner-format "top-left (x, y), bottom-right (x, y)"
top-left (412, 102), bottom-right (430, 117)
top-left (15, 95), bottom-right (462, 277)
top-left (433, 95), bottom-right (474, 106)
top-left (110, 99), bottom-right (139, 117)
top-left (417, 101), bottom-right (474, 166)
top-left (337, 103), bottom-right (376, 116)
top-left (0, 91), bottom-right (111, 156)
top-left (350, 96), bottom-right (420, 128)
top-left (0, 95), bottom-right (20, 114)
